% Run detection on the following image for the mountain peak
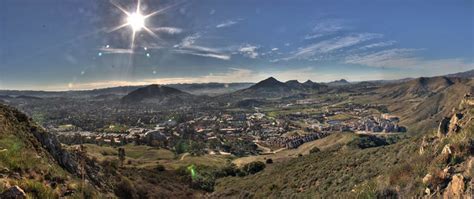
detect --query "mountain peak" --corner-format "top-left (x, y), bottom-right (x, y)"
top-left (335, 79), bottom-right (349, 83)
top-left (251, 77), bottom-right (286, 88)
top-left (303, 80), bottom-right (314, 84)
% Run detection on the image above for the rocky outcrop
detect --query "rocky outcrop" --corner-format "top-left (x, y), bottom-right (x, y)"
top-left (437, 117), bottom-right (450, 137)
top-left (447, 113), bottom-right (463, 135)
top-left (30, 126), bottom-right (79, 174)
top-left (422, 94), bottom-right (472, 198)
top-left (0, 186), bottom-right (26, 199)
top-left (437, 113), bottom-right (464, 138)
top-left (443, 174), bottom-right (466, 198)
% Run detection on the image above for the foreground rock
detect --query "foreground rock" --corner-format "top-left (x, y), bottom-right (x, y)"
top-left (0, 186), bottom-right (26, 199)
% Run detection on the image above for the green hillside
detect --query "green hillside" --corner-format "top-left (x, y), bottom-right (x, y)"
top-left (213, 94), bottom-right (474, 198)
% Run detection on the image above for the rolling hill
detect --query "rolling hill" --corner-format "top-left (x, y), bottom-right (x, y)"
top-left (375, 76), bottom-right (474, 133)
top-left (121, 84), bottom-right (192, 104)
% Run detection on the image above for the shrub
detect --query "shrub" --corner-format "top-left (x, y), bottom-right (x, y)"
top-left (242, 161), bottom-right (266, 175)
top-left (348, 135), bottom-right (389, 149)
top-left (266, 158), bottom-right (273, 164)
top-left (375, 188), bottom-right (398, 199)
top-left (115, 178), bottom-right (137, 199)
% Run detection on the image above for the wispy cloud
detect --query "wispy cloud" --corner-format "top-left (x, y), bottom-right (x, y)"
top-left (239, 44), bottom-right (259, 59)
top-left (173, 33), bottom-right (231, 60)
top-left (345, 48), bottom-right (474, 72)
top-left (345, 48), bottom-right (420, 67)
top-left (304, 19), bottom-right (346, 40)
top-left (216, 20), bottom-right (239, 28)
top-left (174, 49), bottom-right (231, 60)
top-left (304, 33), bottom-right (325, 40)
top-left (99, 47), bottom-right (134, 54)
top-left (360, 40), bottom-right (396, 50)
top-left (284, 33), bottom-right (382, 60)
top-left (312, 20), bottom-right (345, 33)
top-left (152, 27), bottom-right (183, 34)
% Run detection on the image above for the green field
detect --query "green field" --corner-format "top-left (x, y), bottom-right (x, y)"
top-left (78, 144), bottom-right (235, 170)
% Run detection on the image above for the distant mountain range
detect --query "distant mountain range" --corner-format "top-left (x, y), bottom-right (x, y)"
top-left (233, 77), bottom-right (328, 98)
top-left (0, 69), bottom-right (472, 101)
top-left (445, 69), bottom-right (474, 79)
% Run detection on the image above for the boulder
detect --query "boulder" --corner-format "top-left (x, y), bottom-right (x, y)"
top-left (441, 144), bottom-right (452, 155)
top-left (422, 173), bottom-right (433, 184)
top-left (447, 113), bottom-right (463, 135)
top-left (0, 186), bottom-right (26, 199)
top-left (443, 174), bottom-right (465, 198)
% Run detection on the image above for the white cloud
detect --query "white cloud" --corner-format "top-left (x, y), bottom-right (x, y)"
top-left (99, 47), bottom-right (134, 54)
top-left (174, 49), bottom-right (231, 60)
top-left (179, 33), bottom-right (200, 46)
top-left (284, 33), bottom-right (382, 60)
top-left (303, 19), bottom-right (347, 40)
top-left (239, 44), bottom-right (259, 59)
top-left (216, 20), bottom-right (238, 28)
top-left (345, 48), bottom-right (474, 72)
top-left (174, 33), bottom-right (231, 60)
top-left (312, 20), bottom-right (345, 33)
top-left (360, 40), bottom-right (396, 50)
top-left (271, 48), bottom-right (279, 51)
top-left (345, 48), bottom-right (420, 67)
top-left (152, 27), bottom-right (183, 34)
top-left (304, 33), bottom-right (325, 40)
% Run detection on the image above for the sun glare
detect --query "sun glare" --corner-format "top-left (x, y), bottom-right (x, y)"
top-left (127, 13), bottom-right (145, 32)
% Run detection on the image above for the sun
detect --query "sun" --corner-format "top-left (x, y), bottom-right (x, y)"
top-left (109, 0), bottom-right (179, 50)
top-left (127, 12), bottom-right (145, 32)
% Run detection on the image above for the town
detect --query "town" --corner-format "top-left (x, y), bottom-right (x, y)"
top-left (50, 101), bottom-right (406, 156)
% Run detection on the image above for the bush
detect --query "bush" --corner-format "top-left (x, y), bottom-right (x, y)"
top-left (375, 188), bottom-right (398, 199)
top-left (265, 158), bottom-right (273, 164)
top-left (242, 161), bottom-right (266, 175)
top-left (115, 178), bottom-right (137, 199)
top-left (348, 135), bottom-right (389, 149)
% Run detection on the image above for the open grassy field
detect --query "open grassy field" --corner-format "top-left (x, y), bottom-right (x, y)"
top-left (79, 144), bottom-right (234, 170)
top-left (233, 133), bottom-right (357, 166)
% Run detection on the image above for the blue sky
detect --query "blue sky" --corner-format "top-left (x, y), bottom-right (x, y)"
top-left (0, 0), bottom-right (473, 90)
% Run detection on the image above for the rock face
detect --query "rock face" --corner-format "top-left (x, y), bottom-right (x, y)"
top-left (443, 174), bottom-right (465, 198)
top-left (0, 186), bottom-right (27, 199)
top-left (30, 126), bottom-right (79, 174)
top-left (438, 117), bottom-right (450, 137)
top-left (447, 113), bottom-right (463, 135)
top-left (437, 113), bottom-right (463, 138)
